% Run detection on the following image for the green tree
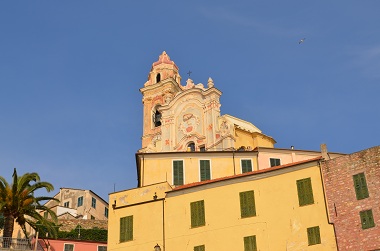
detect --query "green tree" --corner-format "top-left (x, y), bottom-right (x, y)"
top-left (0, 168), bottom-right (59, 241)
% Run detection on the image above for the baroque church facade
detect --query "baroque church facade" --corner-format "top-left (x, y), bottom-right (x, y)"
top-left (107, 52), bottom-right (347, 251)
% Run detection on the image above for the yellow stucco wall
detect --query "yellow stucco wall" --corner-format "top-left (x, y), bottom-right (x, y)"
top-left (234, 129), bottom-right (275, 150)
top-left (108, 162), bottom-right (337, 251)
top-left (139, 153), bottom-right (259, 187)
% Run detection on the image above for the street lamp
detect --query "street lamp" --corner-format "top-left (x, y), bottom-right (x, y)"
top-left (154, 244), bottom-right (161, 251)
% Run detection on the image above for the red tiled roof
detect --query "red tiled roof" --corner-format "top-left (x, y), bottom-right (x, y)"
top-left (169, 156), bottom-right (322, 192)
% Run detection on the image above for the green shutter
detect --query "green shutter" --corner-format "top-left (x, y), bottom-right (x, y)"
top-left (242, 160), bottom-right (252, 173)
top-left (353, 173), bottom-right (369, 200)
top-left (120, 215), bottom-right (133, 242)
top-left (270, 158), bottom-right (280, 167)
top-left (240, 191), bottom-right (256, 218)
top-left (64, 244), bottom-right (74, 251)
top-left (191, 200), bottom-right (205, 228)
top-left (200, 160), bottom-right (211, 181)
top-left (244, 235), bottom-right (257, 251)
top-left (360, 209), bottom-right (375, 229)
top-left (194, 245), bottom-right (205, 251)
top-left (173, 160), bottom-right (184, 185)
top-left (297, 178), bottom-right (314, 206)
top-left (307, 226), bottom-right (321, 245)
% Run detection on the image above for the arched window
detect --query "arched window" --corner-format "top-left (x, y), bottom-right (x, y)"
top-left (156, 73), bottom-right (161, 83)
top-left (153, 109), bottom-right (161, 127)
top-left (187, 142), bottom-right (195, 152)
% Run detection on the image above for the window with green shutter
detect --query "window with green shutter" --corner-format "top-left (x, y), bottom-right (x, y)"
top-left (92, 197), bottom-right (97, 208)
top-left (296, 178), bottom-right (314, 206)
top-left (194, 245), bottom-right (205, 251)
top-left (173, 160), bottom-right (184, 186)
top-left (353, 173), bottom-right (369, 200)
top-left (360, 209), bottom-right (375, 229)
top-left (64, 244), bottom-right (74, 251)
top-left (98, 246), bottom-right (107, 251)
top-left (200, 160), bottom-right (211, 181)
top-left (241, 159), bottom-right (252, 173)
top-left (77, 196), bottom-right (83, 207)
top-left (240, 190), bottom-right (256, 218)
top-left (190, 200), bottom-right (205, 228)
top-left (270, 158), bottom-right (281, 167)
top-left (120, 215), bottom-right (133, 242)
top-left (244, 235), bottom-right (257, 251)
top-left (307, 226), bottom-right (321, 245)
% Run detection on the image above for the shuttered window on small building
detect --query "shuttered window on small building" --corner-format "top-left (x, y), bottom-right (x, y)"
top-left (240, 190), bottom-right (256, 218)
top-left (241, 159), bottom-right (252, 173)
top-left (120, 215), bottom-right (133, 242)
top-left (353, 172), bottom-right (369, 200)
top-left (296, 178), bottom-right (314, 206)
top-left (64, 244), bottom-right (74, 251)
top-left (307, 226), bottom-right (321, 245)
top-left (190, 200), bottom-right (205, 228)
top-left (173, 160), bottom-right (184, 186)
top-left (270, 158), bottom-right (281, 167)
top-left (194, 245), bottom-right (205, 251)
top-left (244, 235), bottom-right (257, 251)
top-left (360, 209), bottom-right (375, 229)
top-left (200, 160), bottom-right (211, 181)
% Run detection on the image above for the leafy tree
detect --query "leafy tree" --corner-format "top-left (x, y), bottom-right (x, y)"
top-left (0, 168), bottom-right (59, 242)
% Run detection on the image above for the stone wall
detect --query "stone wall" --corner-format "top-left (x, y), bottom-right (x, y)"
top-left (321, 145), bottom-right (380, 251)
top-left (58, 219), bottom-right (108, 232)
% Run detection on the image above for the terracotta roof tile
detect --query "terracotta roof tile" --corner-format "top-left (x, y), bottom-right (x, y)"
top-left (170, 156), bottom-right (322, 192)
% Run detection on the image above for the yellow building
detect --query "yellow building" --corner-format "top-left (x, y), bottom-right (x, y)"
top-left (108, 52), bottom-right (342, 251)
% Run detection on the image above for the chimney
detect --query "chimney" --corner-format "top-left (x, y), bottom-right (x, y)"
top-left (320, 143), bottom-right (330, 160)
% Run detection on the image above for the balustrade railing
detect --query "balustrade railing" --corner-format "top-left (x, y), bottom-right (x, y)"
top-left (0, 237), bottom-right (33, 250)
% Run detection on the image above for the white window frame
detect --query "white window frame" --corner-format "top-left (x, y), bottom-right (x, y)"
top-left (97, 245), bottom-right (107, 251)
top-left (64, 243), bottom-right (74, 251)
top-left (269, 158), bottom-right (281, 167)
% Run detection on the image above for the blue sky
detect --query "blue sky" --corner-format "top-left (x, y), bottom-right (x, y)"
top-left (0, 1), bottom-right (379, 201)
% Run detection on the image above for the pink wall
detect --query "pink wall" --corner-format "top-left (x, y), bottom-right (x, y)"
top-left (38, 238), bottom-right (107, 251)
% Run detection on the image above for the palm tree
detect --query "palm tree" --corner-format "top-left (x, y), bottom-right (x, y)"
top-left (0, 168), bottom-right (59, 241)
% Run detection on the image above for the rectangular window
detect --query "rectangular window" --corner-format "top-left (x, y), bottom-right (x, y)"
top-left (64, 244), bottom-right (74, 251)
top-left (241, 159), bottom-right (252, 173)
top-left (120, 215), bottom-right (133, 242)
top-left (105, 207), bottom-right (109, 218)
top-left (173, 160), bottom-right (184, 186)
top-left (307, 226), bottom-right (321, 245)
top-left (244, 235), bottom-right (257, 251)
top-left (360, 209), bottom-right (375, 229)
top-left (270, 158), bottom-right (281, 167)
top-left (194, 245), bottom-right (205, 251)
top-left (190, 200), bottom-right (205, 228)
top-left (64, 201), bottom-right (69, 208)
top-left (200, 160), bottom-right (211, 181)
top-left (77, 196), bottom-right (83, 207)
top-left (296, 178), bottom-right (314, 206)
top-left (92, 197), bottom-right (96, 208)
top-left (240, 190), bottom-right (256, 218)
top-left (200, 146), bottom-right (206, 152)
top-left (353, 173), bottom-right (369, 200)
top-left (98, 246), bottom-right (107, 251)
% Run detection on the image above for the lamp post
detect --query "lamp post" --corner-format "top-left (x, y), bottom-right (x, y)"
top-left (154, 244), bottom-right (161, 251)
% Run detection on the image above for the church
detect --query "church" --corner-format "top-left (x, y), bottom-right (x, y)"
top-left (107, 52), bottom-right (344, 251)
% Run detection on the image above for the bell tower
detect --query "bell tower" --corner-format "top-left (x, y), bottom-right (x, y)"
top-left (140, 51), bottom-right (182, 152)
